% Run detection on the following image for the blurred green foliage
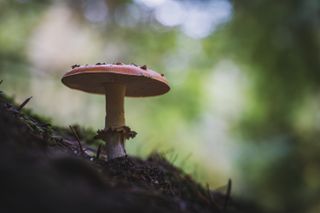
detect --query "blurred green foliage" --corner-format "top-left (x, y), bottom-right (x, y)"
top-left (224, 0), bottom-right (320, 138)
top-left (0, 0), bottom-right (319, 212)
top-left (221, 1), bottom-right (320, 212)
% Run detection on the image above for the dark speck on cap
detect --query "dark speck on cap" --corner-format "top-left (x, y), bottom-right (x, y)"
top-left (140, 65), bottom-right (147, 70)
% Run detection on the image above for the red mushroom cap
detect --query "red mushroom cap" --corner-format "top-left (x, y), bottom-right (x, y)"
top-left (62, 64), bottom-right (170, 97)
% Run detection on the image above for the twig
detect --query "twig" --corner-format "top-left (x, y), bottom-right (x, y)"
top-left (69, 125), bottom-right (84, 155)
top-left (206, 183), bottom-right (220, 209)
top-left (179, 153), bottom-right (192, 168)
top-left (223, 178), bottom-right (232, 211)
top-left (0, 80), bottom-right (3, 85)
top-left (170, 153), bottom-right (178, 164)
top-left (206, 183), bottom-right (213, 202)
top-left (96, 144), bottom-right (102, 159)
top-left (17, 96), bottom-right (32, 111)
top-left (161, 148), bottom-right (175, 157)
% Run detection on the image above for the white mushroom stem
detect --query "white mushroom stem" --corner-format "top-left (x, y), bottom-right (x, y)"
top-left (105, 84), bottom-right (126, 128)
top-left (104, 84), bottom-right (126, 160)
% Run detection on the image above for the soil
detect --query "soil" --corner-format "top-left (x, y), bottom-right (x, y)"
top-left (0, 89), bottom-right (262, 213)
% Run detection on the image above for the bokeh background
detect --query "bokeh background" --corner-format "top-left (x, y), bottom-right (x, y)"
top-left (0, 0), bottom-right (319, 212)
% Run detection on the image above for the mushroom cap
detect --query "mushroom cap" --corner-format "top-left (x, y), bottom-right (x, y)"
top-left (61, 64), bottom-right (170, 97)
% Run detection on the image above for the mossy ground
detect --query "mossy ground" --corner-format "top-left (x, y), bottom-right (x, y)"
top-left (0, 89), bottom-right (262, 213)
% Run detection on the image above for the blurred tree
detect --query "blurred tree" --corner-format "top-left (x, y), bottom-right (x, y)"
top-left (223, 0), bottom-right (320, 138)
top-left (0, 0), bottom-right (49, 60)
top-left (218, 0), bottom-right (320, 212)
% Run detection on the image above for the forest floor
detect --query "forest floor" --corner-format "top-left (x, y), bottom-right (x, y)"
top-left (0, 87), bottom-right (263, 213)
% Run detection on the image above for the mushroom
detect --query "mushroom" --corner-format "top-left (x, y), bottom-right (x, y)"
top-left (61, 63), bottom-right (170, 160)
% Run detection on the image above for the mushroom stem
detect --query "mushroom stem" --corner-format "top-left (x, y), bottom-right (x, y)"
top-left (105, 84), bottom-right (126, 128)
top-left (104, 84), bottom-right (127, 160)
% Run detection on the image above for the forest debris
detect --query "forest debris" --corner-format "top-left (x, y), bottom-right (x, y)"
top-left (96, 144), bottom-right (102, 160)
top-left (69, 125), bottom-right (85, 155)
top-left (17, 96), bottom-right (32, 111)
top-left (140, 65), bottom-right (147, 70)
top-left (71, 64), bottom-right (80, 69)
top-left (223, 178), bottom-right (232, 212)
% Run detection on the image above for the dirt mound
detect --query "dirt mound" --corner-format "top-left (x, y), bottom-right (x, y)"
top-left (0, 91), bottom-right (259, 213)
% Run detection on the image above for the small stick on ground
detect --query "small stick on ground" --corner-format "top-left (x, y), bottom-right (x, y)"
top-left (170, 153), bottom-right (178, 164)
top-left (69, 125), bottom-right (84, 155)
top-left (206, 183), bottom-right (213, 204)
top-left (205, 183), bottom-right (220, 209)
top-left (179, 153), bottom-right (192, 168)
top-left (223, 178), bottom-right (232, 212)
top-left (96, 144), bottom-right (102, 159)
top-left (0, 80), bottom-right (3, 85)
top-left (17, 96), bottom-right (32, 111)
